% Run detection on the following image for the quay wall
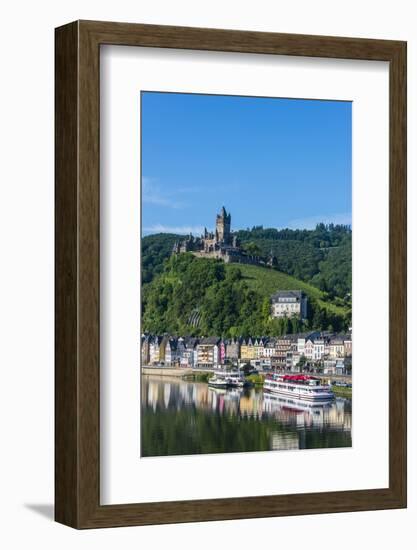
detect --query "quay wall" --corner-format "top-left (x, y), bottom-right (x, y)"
top-left (142, 367), bottom-right (192, 377)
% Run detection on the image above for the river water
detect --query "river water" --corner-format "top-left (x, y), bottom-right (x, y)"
top-left (141, 375), bottom-right (352, 457)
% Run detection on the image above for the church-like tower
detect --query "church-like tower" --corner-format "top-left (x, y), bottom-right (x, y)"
top-left (216, 206), bottom-right (231, 243)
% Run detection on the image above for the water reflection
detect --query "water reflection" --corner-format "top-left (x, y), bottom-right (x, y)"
top-left (141, 375), bottom-right (352, 457)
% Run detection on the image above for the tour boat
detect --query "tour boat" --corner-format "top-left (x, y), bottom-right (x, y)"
top-left (263, 374), bottom-right (334, 401)
top-left (208, 371), bottom-right (232, 388)
top-left (226, 371), bottom-right (248, 388)
top-left (208, 370), bottom-right (248, 389)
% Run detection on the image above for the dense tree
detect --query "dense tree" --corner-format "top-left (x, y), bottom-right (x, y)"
top-left (235, 224), bottom-right (352, 298)
top-left (141, 233), bottom-right (181, 284)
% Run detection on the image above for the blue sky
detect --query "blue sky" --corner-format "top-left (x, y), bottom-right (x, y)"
top-left (141, 92), bottom-right (351, 235)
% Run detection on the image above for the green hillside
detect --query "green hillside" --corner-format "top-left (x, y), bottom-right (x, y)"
top-left (236, 224), bottom-right (352, 299)
top-left (231, 263), bottom-right (348, 317)
top-left (141, 224), bottom-right (352, 302)
top-left (142, 253), bottom-right (351, 337)
top-left (142, 233), bottom-right (181, 284)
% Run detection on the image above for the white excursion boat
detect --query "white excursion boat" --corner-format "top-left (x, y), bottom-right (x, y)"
top-left (208, 370), bottom-right (248, 389)
top-left (263, 374), bottom-right (334, 401)
top-left (226, 371), bottom-right (246, 388)
top-left (208, 372), bottom-right (230, 388)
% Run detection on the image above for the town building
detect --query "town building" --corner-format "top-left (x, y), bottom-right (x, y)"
top-left (254, 337), bottom-right (268, 358)
top-left (270, 290), bottom-right (308, 319)
top-left (219, 340), bottom-right (227, 364)
top-left (225, 338), bottom-right (241, 361)
top-left (274, 336), bottom-right (293, 369)
top-left (196, 337), bottom-right (220, 368)
top-left (287, 351), bottom-right (302, 372)
top-left (141, 330), bottom-right (352, 371)
top-left (141, 334), bottom-right (151, 365)
top-left (313, 337), bottom-right (325, 361)
top-left (262, 339), bottom-right (276, 358)
top-left (304, 338), bottom-right (314, 360)
top-left (297, 336), bottom-right (306, 356)
top-left (343, 335), bottom-right (352, 357)
top-left (323, 358), bottom-right (346, 375)
top-left (240, 338), bottom-right (257, 361)
top-left (165, 338), bottom-right (179, 366)
top-left (329, 337), bottom-right (345, 359)
top-left (149, 335), bottom-right (168, 365)
top-left (179, 337), bottom-right (199, 367)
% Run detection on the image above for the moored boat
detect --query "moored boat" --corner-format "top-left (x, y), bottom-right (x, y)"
top-left (208, 372), bottom-right (230, 388)
top-left (263, 373), bottom-right (334, 401)
top-left (208, 370), bottom-right (250, 389)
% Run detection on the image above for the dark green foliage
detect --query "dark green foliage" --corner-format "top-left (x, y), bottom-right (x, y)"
top-left (311, 243), bottom-right (352, 300)
top-left (142, 253), bottom-right (266, 337)
top-left (236, 223), bottom-right (352, 298)
top-left (141, 232), bottom-right (181, 284)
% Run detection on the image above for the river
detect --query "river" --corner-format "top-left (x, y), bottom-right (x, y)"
top-left (141, 375), bottom-right (352, 457)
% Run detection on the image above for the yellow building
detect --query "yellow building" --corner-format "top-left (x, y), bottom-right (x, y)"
top-left (240, 338), bottom-right (257, 360)
top-left (329, 338), bottom-right (345, 358)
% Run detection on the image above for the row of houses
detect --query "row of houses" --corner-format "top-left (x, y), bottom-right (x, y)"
top-left (141, 332), bottom-right (352, 372)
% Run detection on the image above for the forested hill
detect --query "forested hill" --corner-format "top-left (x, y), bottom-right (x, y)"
top-left (235, 224), bottom-right (351, 299)
top-left (141, 253), bottom-right (351, 337)
top-left (142, 233), bottom-right (181, 284)
top-left (141, 224), bottom-right (352, 301)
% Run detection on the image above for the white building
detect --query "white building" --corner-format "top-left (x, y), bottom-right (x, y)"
top-left (165, 338), bottom-right (179, 366)
top-left (287, 352), bottom-right (301, 371)
top-left (313, 338), bottom-right (325, 361)
top-left (271, 290), bottom-right (308, 319)
top-left (262, 342), bottom-right (276, 358)
top-left (305, 338), bottom-right (314, 360)
top-left (323, 358), bottom-right (346, 375)
top-left (297, 337), bottom-right (306, 355)
top-left (149, 336), bottom-right (166, 365)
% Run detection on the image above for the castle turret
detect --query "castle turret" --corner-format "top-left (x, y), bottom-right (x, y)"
top-left (216, 206), bottom-right (231, 243)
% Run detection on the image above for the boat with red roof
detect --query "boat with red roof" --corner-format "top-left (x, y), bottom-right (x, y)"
top-left (263, 373), bottom-right (334, 401)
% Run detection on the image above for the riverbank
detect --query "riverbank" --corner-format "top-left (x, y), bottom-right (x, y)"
top-left (142, 367), bottom-right (191, 377)
top-left (142, 368), bottom-right (352, 395)
top-left (331, 385), bottom-right (352, 397)
top-left (181, 371), bottom-right (211, 383)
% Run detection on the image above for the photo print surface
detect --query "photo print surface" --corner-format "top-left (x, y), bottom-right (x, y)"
top-left (140, 91), bottom-right (352, 458)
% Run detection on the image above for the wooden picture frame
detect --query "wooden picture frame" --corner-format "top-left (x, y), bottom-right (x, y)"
top-left (55, 20), bottom-right (407, 528)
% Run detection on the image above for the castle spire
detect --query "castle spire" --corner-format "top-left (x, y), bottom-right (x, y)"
top-left (216, 206), bottom-right (231, 244)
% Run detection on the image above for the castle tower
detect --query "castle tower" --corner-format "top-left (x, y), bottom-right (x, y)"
top-left (216, 206), bottom-right (231, 243)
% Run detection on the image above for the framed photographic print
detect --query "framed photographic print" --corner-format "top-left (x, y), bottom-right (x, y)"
top-left (55, 20), bottom-right (407, 528)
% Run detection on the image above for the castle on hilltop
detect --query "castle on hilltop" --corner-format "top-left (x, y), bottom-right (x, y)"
top-left (172, 207), bottom-right (274, 266)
